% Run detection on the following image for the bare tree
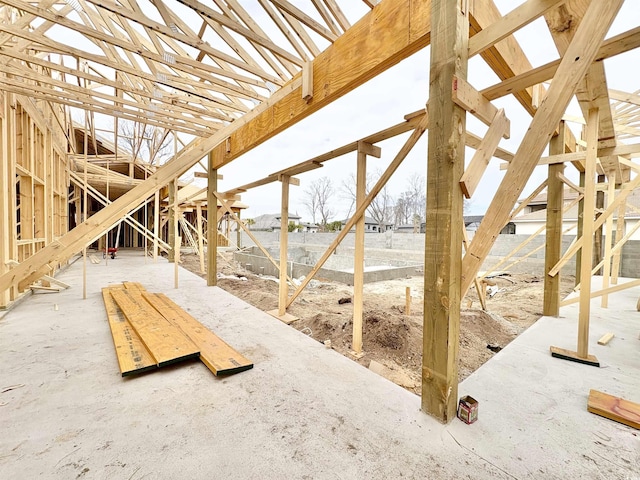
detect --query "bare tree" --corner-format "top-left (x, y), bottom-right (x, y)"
top-left (304, 177), bottom-right (334, 230)
top-left (117, 121), bottom-right (173, 166)
top-left (341, 169), bottom-right (393, 231)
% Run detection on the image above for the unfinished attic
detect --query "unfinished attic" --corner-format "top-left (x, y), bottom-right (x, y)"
top-left (1, 1), bottom-right (639, 478)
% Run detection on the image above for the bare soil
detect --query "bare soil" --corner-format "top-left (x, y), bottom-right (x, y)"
top-left (181, 251), bottom-right (575, 394)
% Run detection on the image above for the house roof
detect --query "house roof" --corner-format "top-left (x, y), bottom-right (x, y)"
top-left (340, 216), bottom-right (393, 226)
top-left (513, 187), bottom-right (640, 223)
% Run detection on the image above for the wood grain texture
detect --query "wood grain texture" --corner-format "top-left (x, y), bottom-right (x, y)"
top-left (588, 389), bottom-right (640, 430)
top-left (143, 292), bottom-right (253, 376)
top-left (101, 287), bottom-right (157, 377)
top-left (110, 289), bottom-right (199, 367)
top-left (549, 346), bottom-right (599, 367)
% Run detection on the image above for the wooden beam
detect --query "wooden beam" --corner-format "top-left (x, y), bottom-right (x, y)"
top-left (561, 279), bottom-right (640, 307)
top-left (460, 0), bottom-right (624, 297)
top-left (422, 0), bottom-right (467, 424)
top-left (469, 0), bottom-right (566, 57)
top-left (452, 76), bottom-right (509, 138)
top-left (601, 173), bottom-right (616, 307)
top-left (459, 108), bottom-right (509, 198)
top-left (210, 0), bottom-right (432, 168)
top-left (576, 107), bottom-right (599, 359)
top-left (480, 26), bottom-right (640, 102)
top-left (543, 124), bottom-right (566, 317)
top-left (352, 142), bottom-right (368, 355)
top-left (207, 152), bottom-right (217, 287)
top-left (278, 176), bottom-right (291, 317)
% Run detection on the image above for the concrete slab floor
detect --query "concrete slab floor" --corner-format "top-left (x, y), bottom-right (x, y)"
top-left (0, 251), bottom-right (638, 479)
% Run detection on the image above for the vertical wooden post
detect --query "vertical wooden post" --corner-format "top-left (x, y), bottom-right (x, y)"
top-left (82, 111), bottom-right (88, 300)
top-left (423, 0), bottom-right (468, 423)
top-left (577, 107), bottom-right (599, 359)
top-left (236, 210), bottom-right (242, 249)
top-left (543, 124), bottom-right (565, 316)
top-left (352, 144), bottom-right (367, 355)
top-left (0, 93), bottom-right (11, 307)
top-left (575, 171), bottom-right (585, 286)
top-left (405, 286), bottom-right (411, 316)
top-left (593, 175), bottom-right (605, 274)
top-left (278, 175), bottom-right (290, 317)
top-left (168, 179), bottom-right (176, 263)
top-left (207, 152), bottom-right (218, 286)
top-left (196, 201), bottom-right (205, 274)
top-left (611, 203), bottom-right (625, 284)
top-left (601, 172), bottom-right (616, 307)
top-left (153, 190), bottom-right (159, 262)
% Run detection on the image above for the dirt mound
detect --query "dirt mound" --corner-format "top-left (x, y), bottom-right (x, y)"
top-left (180, 251), bottom-right (575, 394)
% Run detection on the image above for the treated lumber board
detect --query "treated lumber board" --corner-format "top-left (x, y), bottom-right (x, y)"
top-left (452, 76), bottom-right (510, 138)
top-left (422, 0), bottom-right (467, 423)
top-left (597, 333), bottom-right (614, 346)
top-left (110, 289), bottom-right (199, 367)
top-left (101, 288), bottom-right (157, 377)
top-left (142, 292), bottom-right (252, 375)
top-left (123, 281), bottom-right (146, 292)
top-left (550, 346), bottom-right (599, 367)
top-left (588, 389), bottom-right (640, 430)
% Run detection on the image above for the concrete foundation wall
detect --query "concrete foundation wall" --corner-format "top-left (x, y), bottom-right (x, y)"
top-left (240, 231), bottom-right (640, 278)
top-left (234, 247), bottom-right (421, 284)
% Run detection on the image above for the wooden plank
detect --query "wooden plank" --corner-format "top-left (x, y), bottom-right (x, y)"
top-left (459, 108), bottom-right (509, 198)
top-left (460, 0), bottom-right (624, 297)
top-left (422, 0), bottom-right (467, 423)
top-left (110, 289), bottom-right (199, 367)
top-left (550, 346), bottom-right (599, 367)
top-left (101, 287), bottom-right (157, 377)
top-left (142, 292), bottom-right (253, 376)
top-left (597, 333), bottom-right (614, 346)
top-left (560, 279), bottom-right (640, 307)
top-left (278, 176), bottom-right (290, 317)
top-left (588, 389), bottom-right (640, 430)
top-left (452, 76), bottom-right (510, 138)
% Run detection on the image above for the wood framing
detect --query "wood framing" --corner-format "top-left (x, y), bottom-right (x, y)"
top-left (422, 0), bottom-right (468, 423)
top-left (460, 0), bottom-right (625, 296)
top-left (543, 123), bottom-right (566, 316)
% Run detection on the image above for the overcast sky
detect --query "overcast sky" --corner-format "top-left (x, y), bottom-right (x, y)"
top-left (206, 1), bottom-right (639, 223)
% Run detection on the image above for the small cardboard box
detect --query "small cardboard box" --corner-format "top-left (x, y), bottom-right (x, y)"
top-left (457, 395), bottom-right (478, 424)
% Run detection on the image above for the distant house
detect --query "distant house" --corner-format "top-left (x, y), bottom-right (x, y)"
top-left (396, 223), bottom-right (423, 233)
top-left (251, 213), bottom-right (302, 231)
top-left (512, 188), bottom-right (640, 239)
top-left (340, 216), bottom-right (394, 233)
top-left (397, 217), bottom-right (514, 235)
top-left (299, 222), bottom-right (318, 233)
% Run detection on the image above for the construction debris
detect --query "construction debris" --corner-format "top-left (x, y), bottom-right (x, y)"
top-left (588, 389), bottom-right (640, 430)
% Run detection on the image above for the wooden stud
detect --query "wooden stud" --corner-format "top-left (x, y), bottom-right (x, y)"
top-left (452, 76), bottom-right (510, 139)
top-left (168, 179), bottom-right (176, 263)
top-left (278, 176), bottom-right (290, 317)
top-left (422, 0), bottom-right (468, 424)
top-left (302, 61), bottom-right (313, 103)
top-left (611, 203), bottom-right (626, 284)
top-left (459, 108), bottom-right (509, 198)
top-left (207, 152), bottom-right (217, 287)
top-left (601, 174), bottom-right (616, 307)
top-left (352, 142), bottom-right (367, 355)
top-left (153, 190), bottom-right (159, 262)
top-left (577, 108), bottom-right (599, 359)
top-left (543, 124), bottom-right (565, 316)
top-left (196, 202), bottom-right (205, 274)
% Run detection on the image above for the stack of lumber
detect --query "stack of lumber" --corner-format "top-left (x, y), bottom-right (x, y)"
top-left (102, 282), bottom-right (253, 377)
